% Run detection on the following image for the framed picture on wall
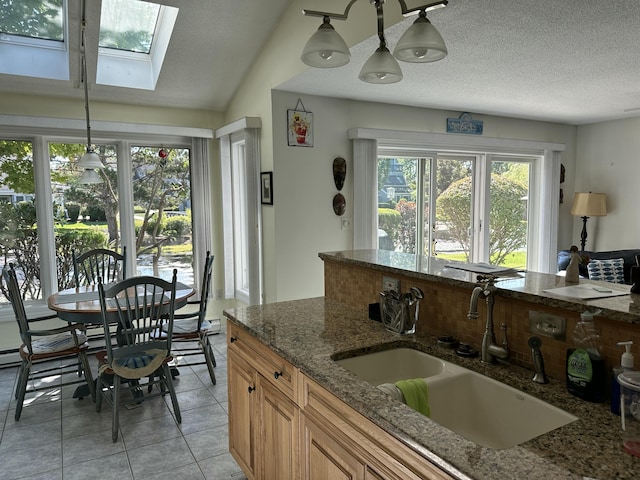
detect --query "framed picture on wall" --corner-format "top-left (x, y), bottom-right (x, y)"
top-left (261, 172), bottom-right (273, 205)
top-left (287, 109), bottom-right (313, 147)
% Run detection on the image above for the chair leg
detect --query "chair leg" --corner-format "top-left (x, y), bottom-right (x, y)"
top-left (161, 364), bottom-right (181, 423)
top-left (78, 352), bottom-right (96, 402)
top-left (14, 363), bottom-right (25, 400)
top-left (95, 376), bottom-right (103, 412)
top-left (205, 335), bottom-right (217, 367)
top-left (112, 374), bottom-right (121, 442)
top-left (14, 360), bottom-right (30, 421)
top-left (203, 340), bottom-right (217, 385)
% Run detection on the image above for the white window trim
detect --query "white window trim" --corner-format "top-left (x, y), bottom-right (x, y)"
top-left (349, 128), bottom-right (564, 274)
top-left (216, 117), bottom-right (264, 305)
top-left (0, 115), bottom-right (213, 322)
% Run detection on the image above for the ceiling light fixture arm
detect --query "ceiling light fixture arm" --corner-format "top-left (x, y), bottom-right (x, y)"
top-left (302, 0), bottom-right (448, 21)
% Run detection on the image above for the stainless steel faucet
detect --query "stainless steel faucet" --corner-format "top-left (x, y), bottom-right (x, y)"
top-left (467, 274), bottom-right (509, 364)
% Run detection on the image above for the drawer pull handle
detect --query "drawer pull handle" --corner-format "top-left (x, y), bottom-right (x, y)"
top-left (248, 385), bottom-right (255, 394)
top-left (274, 371), bottom-right (283, 380)
top-left (230, 337), bottom-right (237, 343)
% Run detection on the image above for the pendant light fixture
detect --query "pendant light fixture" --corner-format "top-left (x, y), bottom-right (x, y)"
top-left (301, 0), bottom-right (448, 84)
top-left (78, 0), bottom-right (104, 183)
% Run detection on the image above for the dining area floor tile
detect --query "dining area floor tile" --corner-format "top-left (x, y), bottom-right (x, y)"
top-left (0, 323), bottom-right (248, 480)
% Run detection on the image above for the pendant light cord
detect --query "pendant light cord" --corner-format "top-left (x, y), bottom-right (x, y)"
top-left (81, 0), bottom-right (92, 150)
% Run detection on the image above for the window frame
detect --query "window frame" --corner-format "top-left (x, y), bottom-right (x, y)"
top-left (0, 115), bottom-right (213, 321)
top-left (351, 128), bottom-right (564, 274)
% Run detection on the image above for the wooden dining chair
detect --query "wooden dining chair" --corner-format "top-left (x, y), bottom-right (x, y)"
top-left (73, 246), bottom-right (126, 287)
top-left (2, 263), bottom-right (95, 420)
top-left (72, 246), bottom-right (127, 371)
top-left (95, 269), bottom-right (181, 442)
top-left (160, 251), bottom-right (217, 384)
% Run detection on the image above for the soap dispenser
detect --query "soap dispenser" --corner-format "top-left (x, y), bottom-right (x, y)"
top-left (612, 341), bottom-right (634, 415)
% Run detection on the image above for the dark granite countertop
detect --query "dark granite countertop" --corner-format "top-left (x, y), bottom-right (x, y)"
top-left (319, 250), bottom-right (640, 325)
top-left (224, 297), bottom-right (640, 480)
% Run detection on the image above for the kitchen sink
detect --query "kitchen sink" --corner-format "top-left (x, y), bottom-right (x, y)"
top-left (334, 348), bottom-right (578, 449)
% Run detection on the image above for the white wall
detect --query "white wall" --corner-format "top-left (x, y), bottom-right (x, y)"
top-left (576, 117), bottom-right (640, 251)
top-left (270, 90), bottom-right (578, 302)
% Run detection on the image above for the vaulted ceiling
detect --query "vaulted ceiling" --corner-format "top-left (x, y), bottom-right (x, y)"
top-left (1, 0), bottom-right (640, 125)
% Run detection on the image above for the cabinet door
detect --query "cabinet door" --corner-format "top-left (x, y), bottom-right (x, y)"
top-left (228, 350), bottom-right (257, 479)
top-left (302, 413), bottom-right (365, 480)
top-left (259, 376), bottom-right (299, 480)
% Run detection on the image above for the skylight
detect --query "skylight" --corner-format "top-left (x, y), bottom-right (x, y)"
top-left (99, 0), bottom-right (160, 54)
top-left (0, 0), bottom-right (64, 42)
top-left (0, 0), bottom-right (68, 81)
top-left (96, 0), bottom-right (178, 91)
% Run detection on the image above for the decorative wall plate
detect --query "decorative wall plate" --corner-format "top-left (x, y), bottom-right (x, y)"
top-left (333, 193), bottom-right (346, 216)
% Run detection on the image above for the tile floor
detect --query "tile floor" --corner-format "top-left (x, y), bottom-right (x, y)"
top-left (0, 319), bottom-right (247, 480)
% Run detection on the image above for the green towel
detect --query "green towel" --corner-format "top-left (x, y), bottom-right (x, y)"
top-left (395, 378), bottom-right (430, 417)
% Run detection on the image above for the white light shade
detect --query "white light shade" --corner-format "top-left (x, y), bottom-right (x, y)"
top-left (78, 149), bottom-right (104, 169)
top-left (570, 192), bottom-right (607, 217)
top-left (393, 13), bottom-right (447, 63)
top-left (79, 169), bottom-right (103, 184)
top-left (301, 19), bottom-right (350, 68)
top-left (358, 46), bottom-right (403, 84)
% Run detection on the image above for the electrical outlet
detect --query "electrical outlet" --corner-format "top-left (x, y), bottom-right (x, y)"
top-left (382, 276), bottom-right (400, 292)
top-left (528, 311), bottom-right (566, 340)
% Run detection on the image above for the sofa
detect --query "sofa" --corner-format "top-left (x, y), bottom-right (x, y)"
top-left (557, 249), bottom-right (640, 284)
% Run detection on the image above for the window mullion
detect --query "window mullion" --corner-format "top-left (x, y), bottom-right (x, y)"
top-left (33, 136), bottom-right (57, 297)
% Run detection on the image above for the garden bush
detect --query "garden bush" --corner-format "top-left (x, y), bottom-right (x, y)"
top-left (165, 216), bottom-right (191, 237)
top-left (66, 202), bottom-right (80, 222)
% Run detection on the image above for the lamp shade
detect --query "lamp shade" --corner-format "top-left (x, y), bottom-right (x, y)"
top-left (570, 192), bottom-right (607, 217)
top-left (301, 18), bottom-right (350, 68)
top-left (78, 149), bottom-right (104, 170)
top-left (79, 169), bottom-right (103, 184)
top-left (359, 45), bottom-right (403, 84)
top-left (393, 13), bottom-right (447, 63)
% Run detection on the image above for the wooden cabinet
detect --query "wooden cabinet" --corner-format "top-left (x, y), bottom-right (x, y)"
top-left (227, 324), bottom-right (299, 480)
top-left (228, 324), bottom-right (454, 480)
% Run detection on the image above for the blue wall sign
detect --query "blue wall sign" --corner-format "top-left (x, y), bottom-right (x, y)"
top-left (446, 113), bottom-right (483, 135)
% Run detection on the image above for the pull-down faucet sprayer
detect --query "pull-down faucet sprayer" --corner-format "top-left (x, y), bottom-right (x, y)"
top-left (467, 274), bottom-right (509, 364)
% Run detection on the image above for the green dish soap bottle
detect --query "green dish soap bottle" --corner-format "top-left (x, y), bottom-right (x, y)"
top-left (566, 309), bottom-right (606, 402)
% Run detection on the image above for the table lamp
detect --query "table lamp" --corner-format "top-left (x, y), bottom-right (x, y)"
top-left (570, 192), bottom-right (607, 252)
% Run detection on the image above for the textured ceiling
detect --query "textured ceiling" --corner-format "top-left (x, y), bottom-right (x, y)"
top-left (1, 0), bottom-right (639, 125)
top-left (281, 0), bottom-right (640, 125)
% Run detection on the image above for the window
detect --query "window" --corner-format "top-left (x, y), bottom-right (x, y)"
top-left (0, 120), bottom-right (212, 319)
top-left (0, 0), bottom-right (68, 80)
top-left (99, 0), bottom-right (160, 53)
top-left (96, 0), bottom-right (178, 90)
top-left (352, 129), bottom-right (563, 274)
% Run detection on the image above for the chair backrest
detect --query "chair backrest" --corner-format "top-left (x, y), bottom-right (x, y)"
top-left (2, 264), bottom-right (32, 351)
top-left (73, 246), bottom-right (126, 287)
top-left (196, 251), bottom-right (214, 328)
top-left (97, 270), bottom-right (177, 370)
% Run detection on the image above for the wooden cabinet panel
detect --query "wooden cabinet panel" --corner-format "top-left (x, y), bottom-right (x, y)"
top-left (302, 413), bottom-right (365, 480)
top-left (259, 376), bottom-right (299, 480)
top-left (228, 350), bottom-right (257, 479)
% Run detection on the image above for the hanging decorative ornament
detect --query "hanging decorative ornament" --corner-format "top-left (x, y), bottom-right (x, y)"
top-left (158, 148), bottom-right (168, 158)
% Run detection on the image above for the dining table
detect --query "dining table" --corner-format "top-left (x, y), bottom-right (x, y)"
top-left (47, 282), bottom-right (196, 324)
top-left (47, 281), bottom-right (196, 398)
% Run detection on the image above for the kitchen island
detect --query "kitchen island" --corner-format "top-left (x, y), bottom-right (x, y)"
top-left (224, 250), bottom-right (640, 480)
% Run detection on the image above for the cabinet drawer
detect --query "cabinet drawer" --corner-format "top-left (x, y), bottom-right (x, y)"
top-left (228, 323), bottom-right (298, 400)
top-left (302, 375), bottom-right (456, 480)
